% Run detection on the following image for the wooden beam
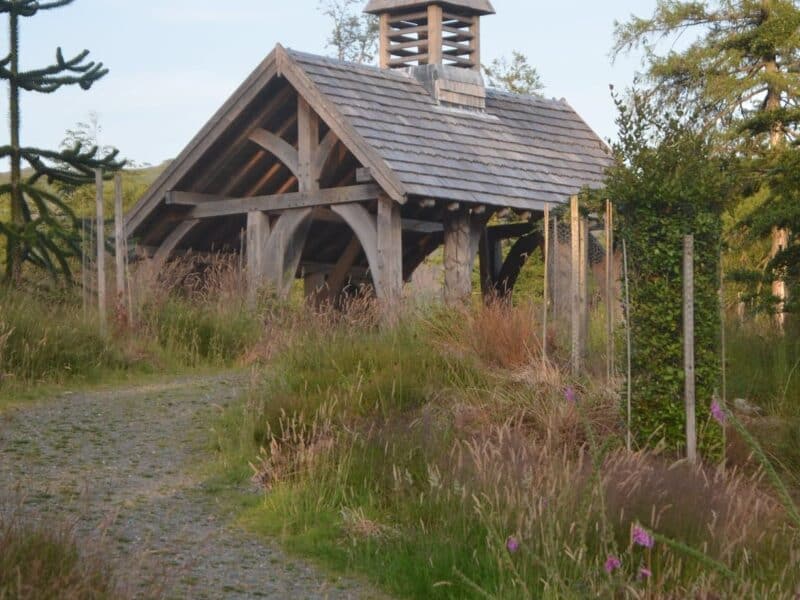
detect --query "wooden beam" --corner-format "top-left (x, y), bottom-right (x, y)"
top-left (379, 13), bottom-right (391, 69)
top-left (312, 129), bottom-right (338, 182)
top-left (249, 128), bottom-right (300, 179)
top-left (229, 112), bottom-right (298, 196)
top-left (356, 167), bottom-right (374, 183)
top-left (246, 211), bottom-right (271, 300)
top-left (427, 3), bottom-right (442, 64)
top-left (377, 194), bottom-right (403, 306)
top-left (297, 96), bottom-right (319, 193)
top-left (444, 208), bottom-right (473, 305)
top-left (168, 183), bottom-right (380, 219)
top-left (570, 196), bottom-right (581, 375)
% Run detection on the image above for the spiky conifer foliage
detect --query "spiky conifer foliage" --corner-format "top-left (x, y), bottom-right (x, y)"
top-left (614, 0), bottom-right (800, 315)
top-left (0, 0), bottom-right (124, 283)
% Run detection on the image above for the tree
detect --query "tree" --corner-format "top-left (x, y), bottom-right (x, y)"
top-left (613, 0), bottom-right (800, 323)
top-left (483, 51), bottom-right (544, 95)
top-left (603, 92), bottom-right (730, 455)
top-left (320, 0), bottom-right (379, 64)
top-left (0, 0), bottom-right (123, 284)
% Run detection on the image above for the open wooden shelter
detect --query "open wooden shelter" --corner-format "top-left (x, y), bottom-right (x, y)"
top-left (126, 0), bottom-right (612, 306)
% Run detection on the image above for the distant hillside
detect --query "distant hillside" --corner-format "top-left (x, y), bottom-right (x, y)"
top-left (0, 160), bottom-right (172, 219)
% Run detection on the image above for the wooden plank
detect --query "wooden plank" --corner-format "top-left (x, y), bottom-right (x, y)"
top-left (96, 169), bottom-right (107, 331)
top-left (570, 195), bottom-right (580, 375)
top-left (249, 128), bottom-right (300, 179)
top-left (389, 54), bottom-right (429, 67)
top-left (684, 235), bottom-right (697, 463)
top-left (170, 184), bottom-right (381, 218)
top-left (114, 173), bottom-right (125, 304)
top-left (469, 15), bottom-right (480, 70)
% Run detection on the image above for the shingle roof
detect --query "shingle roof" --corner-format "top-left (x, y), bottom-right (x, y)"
top-left (288, 49), bottom-right (611, 209)
top-left (363, 0), bottom-right (495, 15)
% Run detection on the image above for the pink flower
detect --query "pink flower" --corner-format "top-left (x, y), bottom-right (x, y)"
top-left (632, 525), bottom-right (654, 549)
top-left (506, 536), bottom-right (519, 553)
top-left (639, 567), bottom-right (652, 580)
top-left (604, 555), bottom-right (621, 574)
top-left (565, 387), bottom-right (577, 403)
top-left (710, 400), bottom-right (726, 425)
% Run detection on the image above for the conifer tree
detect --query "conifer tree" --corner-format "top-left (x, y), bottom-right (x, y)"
top-left (613, 0), bottom-right (800, 321)
top-left (0, 0), bottom-right (124, 284)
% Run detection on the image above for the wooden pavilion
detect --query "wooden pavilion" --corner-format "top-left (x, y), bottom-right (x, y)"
top-left (126, 0), bottom-right (611, 307)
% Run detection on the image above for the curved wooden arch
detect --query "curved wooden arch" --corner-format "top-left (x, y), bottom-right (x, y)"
top-left (495, 231), bottom-right (544, 296)
top-left (249, 128), bottom-right (300, 179)
top-left (331, 203), bottom-right (383, 299)
top-left (264, 207), bottom-right (313, 297)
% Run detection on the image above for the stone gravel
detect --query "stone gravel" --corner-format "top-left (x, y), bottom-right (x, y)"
top-left (0, 375), bottom-right (380, 599)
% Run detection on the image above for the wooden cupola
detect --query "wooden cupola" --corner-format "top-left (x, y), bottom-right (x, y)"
top-left (365, 0), bottom-right (495, 71)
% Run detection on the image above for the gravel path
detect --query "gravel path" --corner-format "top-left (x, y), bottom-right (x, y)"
top-left (0, 375), bottom-right (379, 599)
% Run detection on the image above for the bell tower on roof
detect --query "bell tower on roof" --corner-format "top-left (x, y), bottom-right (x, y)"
top-left (364, 0), bottom-right (495, 71)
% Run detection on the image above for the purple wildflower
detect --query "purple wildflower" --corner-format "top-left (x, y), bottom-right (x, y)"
top-left (639, 567), bottom-right (652, 580)
top-left (604, 555), bottom-right (621, 574)
top-left (632, 525), bottom-right (654, 549)
top-left (506, 536), bottom-right (519, 554)
top-left (565, 387), bottom-right (577, 404)
top-left (710, 400), bottom-right (726, 425)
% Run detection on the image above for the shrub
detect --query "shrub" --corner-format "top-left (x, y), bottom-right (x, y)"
top-left (603, 93), bottom-right (730, 455)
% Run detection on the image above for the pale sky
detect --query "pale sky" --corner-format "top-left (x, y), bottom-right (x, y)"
top-left (1, 0), bottom-right (657, 166)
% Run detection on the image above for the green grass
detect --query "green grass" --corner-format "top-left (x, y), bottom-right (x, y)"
top-left (209, 307), bottom-right (800, 599)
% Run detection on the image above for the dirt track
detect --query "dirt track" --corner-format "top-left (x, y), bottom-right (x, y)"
top-left (0, 375), bottom-right (375, 599)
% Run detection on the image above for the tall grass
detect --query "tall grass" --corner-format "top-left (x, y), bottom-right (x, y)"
top-left (212, 302), bottom-right (800, 599)
top-left (0, 253), bottom-right (264, 391)
top-left (0, 506), bottom-right (148, 599)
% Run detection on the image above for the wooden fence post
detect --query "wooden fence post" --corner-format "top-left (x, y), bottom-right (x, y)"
top-left (684, 235), bottom-right (697, 463)
top-left (570, 196), bottom-right (581, 375)
top-left (552, 215), bottom-right (559, 322)
top-left (542, 204), bottom-right (550, 360)
top-left (622, 238), bottom-right (632, 452)
top-left (114, 173), bottom-right (126, 314)
top-left (606, 200), bottom-right (615, 383)
top-left (95, 169), bottom-right (107, 331)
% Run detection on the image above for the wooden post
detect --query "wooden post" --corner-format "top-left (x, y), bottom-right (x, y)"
top-left (605, 200), bottom-right (614, 382)
top-left (95, 169), bottom-right (107, 331)
top-left (580, 216), bottom-right (589, 360)
top-left (570, 195), bottom-right (581, 374)
top-left (427, 4), bottom-right (443, 65)
top-left (684, 235), bottom-right (697, 463)
top-left (377, 195), bottom-right (403, 314)
top-left (552, 215), bottom-right (558, 322)
top-left (247, 211), bottom-right (271, 300)
top-left (622, 239), bottom-right (632, 451)
top-left (444, 208), bottom-right (473, 306)
top-left (379, 13), bottom-right (390, 69)
top-left (542, 205), bottom-right (550, 360)
top-left (114, 173), bottom-right (125, 310)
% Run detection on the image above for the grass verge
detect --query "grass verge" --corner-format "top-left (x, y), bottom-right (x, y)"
top-left (210, 302), bottom-right (800, 599)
